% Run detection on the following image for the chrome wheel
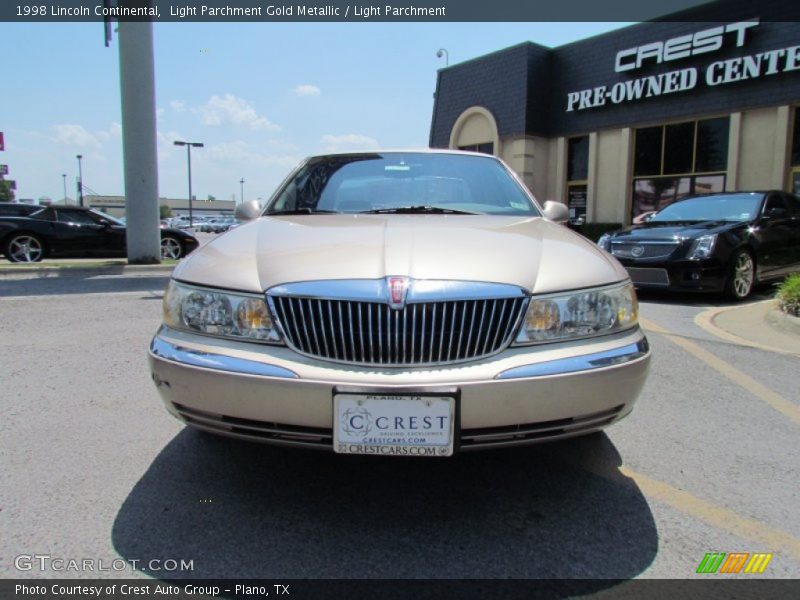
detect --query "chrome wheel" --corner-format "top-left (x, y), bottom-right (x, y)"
top-left (8, 235), bottom-right (44, 262)
top-left (161, 237), bottom-right (182, 260)
top-left (732, 252), bottom-right (754, 298)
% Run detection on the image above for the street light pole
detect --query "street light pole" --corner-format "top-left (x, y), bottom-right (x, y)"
top-left (173, 140), bottom-right (203, 227)
top-left (436, 48), bottom-right (449, 66)
top-left (76, 154), bottom-right (84, 207)
top-left (62, 174), bottom-right (67, 205)
top-left (240, 177), bottom-right (245, 204)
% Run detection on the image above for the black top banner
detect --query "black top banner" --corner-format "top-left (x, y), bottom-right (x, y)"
top-left (3, 0), bottom-right (800, 23)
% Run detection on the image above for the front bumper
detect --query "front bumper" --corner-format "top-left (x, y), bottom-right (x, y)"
top-left (616, 257), bottom-right (726, 293)
top-left (148, 326), bottom-right (651, 451)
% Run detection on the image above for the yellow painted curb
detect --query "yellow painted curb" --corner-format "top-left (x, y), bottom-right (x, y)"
top-left (694, 301), bottom-right (800, 358)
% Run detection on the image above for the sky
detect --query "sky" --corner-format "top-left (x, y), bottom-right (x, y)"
top-left (1, 21), bottom-right (640, 204)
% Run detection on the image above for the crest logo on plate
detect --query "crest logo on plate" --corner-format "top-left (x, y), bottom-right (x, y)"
top-left (341, 407), bottom-right (372, 436)
top-left (387, 276), bottom-right (410, 310)
top-left (631, 245), bottom-right (646, 258)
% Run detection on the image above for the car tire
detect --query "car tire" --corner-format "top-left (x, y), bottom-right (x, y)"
top-left (160, 236), bottom-right (184, 260)
top-left (4, 232), bottom-right (45, 263)
top-left (724, 248), bottom-right (755, 301)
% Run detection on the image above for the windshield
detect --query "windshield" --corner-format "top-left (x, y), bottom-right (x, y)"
top-left (265, 153), bottom-right (539, 216)
top-left (649, 193), bottom-right (763, 223)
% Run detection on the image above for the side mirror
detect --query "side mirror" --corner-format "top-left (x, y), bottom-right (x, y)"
top-left (235, 200), bottom-right (262, 221)
top-left (542, 200), bottom-right (569, 224)
top-left (766, 207), bottom-right (787, 219)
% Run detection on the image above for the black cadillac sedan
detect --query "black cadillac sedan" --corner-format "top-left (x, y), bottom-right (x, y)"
top-left (0, 205), bottom-right (199, 263)
top-left (597, 191), bottom-right (800, 300)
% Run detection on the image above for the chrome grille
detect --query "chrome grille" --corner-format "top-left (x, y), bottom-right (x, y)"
top-left (270, 296), bottom-right (527, 366)
top-left (626, 267), bottom-right (670, 286)
top-left (611, 242), bottom-right (678, 260)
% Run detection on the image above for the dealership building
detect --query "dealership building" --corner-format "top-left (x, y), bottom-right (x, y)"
top-left (429, 0), bottom-right (800, 224)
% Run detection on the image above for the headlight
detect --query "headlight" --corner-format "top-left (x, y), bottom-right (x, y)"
top-left (688, 234), bottom-right (717, 260)
top-left (163, 280), bottom-right (282, 343)
top-left (514, 282), bottom-right (638, 345)
top-left (597, 233), bottom-right (612, 251)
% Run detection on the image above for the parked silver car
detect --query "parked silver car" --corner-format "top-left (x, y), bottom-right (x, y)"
top-left (149, 150), bottom-right (650, 456)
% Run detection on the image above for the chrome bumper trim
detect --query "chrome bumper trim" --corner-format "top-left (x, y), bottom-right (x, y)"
top-left (150, 336), bottom-right (299, 379)
top-left (495, 337), bottom-right (649, 380)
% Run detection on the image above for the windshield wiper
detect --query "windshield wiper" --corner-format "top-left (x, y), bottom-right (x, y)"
top-left (267, 208), bottom-right (338, 215)
top-left (359, 205), bottom-right (478, 215)
top-left (649, 219), bottom-right (706, 224)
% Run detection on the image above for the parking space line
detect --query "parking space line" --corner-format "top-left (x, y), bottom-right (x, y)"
top-left (640, 317), bottom-right (800, 425)
top-left (616, 465), bottom-right (800, 562)
top-left (563, 451), bottom-right (800, 561)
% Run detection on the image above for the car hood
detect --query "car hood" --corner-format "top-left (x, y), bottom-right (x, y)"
top-left (172, 214), bottom-right (628, 295)
top-left (612, 220), bottom-right (739, 241)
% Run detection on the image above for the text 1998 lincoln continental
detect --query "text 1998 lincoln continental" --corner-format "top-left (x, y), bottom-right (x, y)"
top-left (148, 150), bottom-right (650, 456)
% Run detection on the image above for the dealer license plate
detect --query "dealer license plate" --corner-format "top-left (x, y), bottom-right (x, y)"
top-left (333, 394), bottom-right (455, 457)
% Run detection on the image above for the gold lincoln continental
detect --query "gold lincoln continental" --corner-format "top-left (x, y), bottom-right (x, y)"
top-left (149, 150), bottom-right (650, 456)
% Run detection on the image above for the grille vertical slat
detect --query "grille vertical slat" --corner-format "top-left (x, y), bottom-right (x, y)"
top-left (446, 302), bottom-right (456, 362)
top-left (317, 300), bottom-right (326, 356)
top-left (474, 300), bottom-right (488, 356)
top-left (384, 305), bottom-right (393, 364)
top-left (420, 304), bottom-right (427, 363)
top-left (491, 299), bottom-right (508, 351)
top-left (482, 300), bottom-right (499, 355)
top-left (304, 299), bottom-right (320, 356)
top-left (505, 298), bottom-right (525, 344)
top-left (377, 304), bottom-right (384, 364)
top-left (438, 302), bottom-right (447, 362)
top-left (356, 302), bottom-right (364, 363)
top-left (285, 298), bottom-right (303, 353)
top-left (347, 302), bottom-right (355, 363)
top-left (367, 303), bottom-right (374, 363)
top-left (395, 306), bottom-right (400, 364)
top-left (402, 307), bottom-right (407, 364)
top-left (428, 304), bottom-right (436, 362)
top-left (464, 300), bottom-right (478, 361)
top-left (411, 304), bottom-right (417, 363)
top-left (272, 295), bottom-right (526, 366)
top-left (455, 300), bottom-right (467, 361)
top-left (327, 301), bottom-right (339, 360)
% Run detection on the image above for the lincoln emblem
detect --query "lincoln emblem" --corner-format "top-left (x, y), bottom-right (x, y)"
top-left (387, 276), bottom-right (410, 309)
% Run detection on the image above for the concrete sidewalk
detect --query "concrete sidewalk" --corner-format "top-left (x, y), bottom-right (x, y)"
top-left (699, 299), bottom-right (800, 356)
top-left (0, 259), bottom-right (176, 280)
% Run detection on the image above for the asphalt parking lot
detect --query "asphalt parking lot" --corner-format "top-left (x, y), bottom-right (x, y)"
top-left (1, 271), bottom-right (798, 584)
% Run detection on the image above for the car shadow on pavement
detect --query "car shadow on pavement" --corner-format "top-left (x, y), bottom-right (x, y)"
top-left (112, 428), bottom-right (657, 588)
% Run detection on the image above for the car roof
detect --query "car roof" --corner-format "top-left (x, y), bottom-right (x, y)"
top-left (304, 148), bottom-right (502, 161)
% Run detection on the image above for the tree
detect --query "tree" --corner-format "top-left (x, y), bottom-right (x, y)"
top-left (207, 194), bottom-right (216, 201)
top-left (159, 204), bottom-right (173, 219)
top-left (0, 180), bottom-right (15, 202)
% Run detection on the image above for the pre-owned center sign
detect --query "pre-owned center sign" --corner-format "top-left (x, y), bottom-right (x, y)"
top-left (566, 19), bottom-right (800, 112)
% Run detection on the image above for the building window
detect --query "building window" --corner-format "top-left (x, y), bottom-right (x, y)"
top-left (632, 117), bottom-right (729, 220)
top-left (791, 107), bottom-right (800, 194)
top-left (457, 143), bottom-right (494, 155)
top-left (567, 136), bottom-right (589, 222)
